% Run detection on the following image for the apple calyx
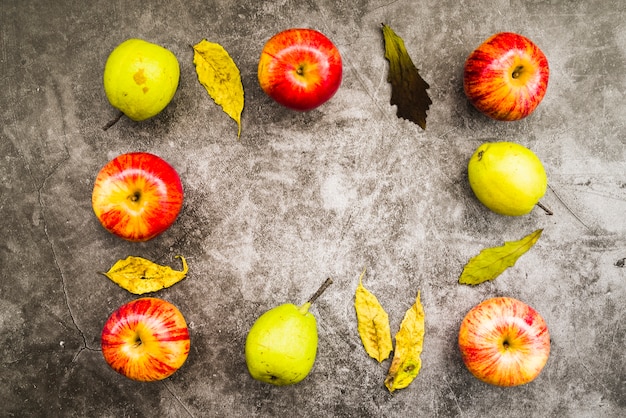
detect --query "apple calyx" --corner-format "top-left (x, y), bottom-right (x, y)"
top-left (296, 64), bottom-right (307, 77)
top-left (133, 336), bottom-right (142, 348)
top-left (126, 188), bottom-right (149, 212)
top-left (130, 190), bottom-right (141, 201)
top-left (510, 61), bottom-right (534, 85)
top-left (128, 329), bottom-right (151, 354)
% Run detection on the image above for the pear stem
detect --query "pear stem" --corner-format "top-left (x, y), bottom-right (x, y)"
top-left (536, 201), bottom-right (553, 216)
top-left (103, 110), bottom-right (124, 131)
top-left (307, 277), bottom-right (333, 305)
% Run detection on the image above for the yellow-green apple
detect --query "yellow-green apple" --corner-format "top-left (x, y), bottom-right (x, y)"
top-left (463, 32), bottom-right (549, 121)
top-left (458, 297), bottom-right (550, 386)
top-left (101, 297), bottom-right (190, 382)
top-left (258, 28), bottom-right (342, 111)
top-left (92, 152), bottom-right (183, 242)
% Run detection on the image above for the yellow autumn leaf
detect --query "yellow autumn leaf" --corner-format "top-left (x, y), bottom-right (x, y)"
top-left (459, 229), bottom-right (543, 286)
top-left (192, 39), bottom-right (244, 137)
top-left (384, 291), bottom-right (425, 393)
top-left (354, 268), bottom-right (393, 363)
top-left (101, 255), bottom-right (188, 295)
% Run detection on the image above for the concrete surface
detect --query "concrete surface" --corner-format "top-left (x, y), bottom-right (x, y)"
top-left (1, 0), bottom-right (625, 416)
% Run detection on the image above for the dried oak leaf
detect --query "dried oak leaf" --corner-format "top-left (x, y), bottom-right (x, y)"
top-left (382, 24), bottom-right (432, 130)
top-left (102, 255), bottom-right (188, 295)
top-left (459, 229), bottom-right (543, 286)
top-left (384, 291), bottom-right (425, 393)
top-left (355, 268), bottom-right (393, 363)
top-left (192, 39), bottom-right (244, 137)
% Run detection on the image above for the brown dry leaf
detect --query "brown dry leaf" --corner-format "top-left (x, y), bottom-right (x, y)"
top-left (384, 291), bottom-right (425, 393)
top-left (354, 268), bottom-right (393, 363)
top-left (382, 24), bottom-right (432, 130)
top-left (102, 255), bottom-right (188, 295)
top-left (459, 229), bottom-right (543, 286)
top-left (192, 39), bottom-right (244, 137)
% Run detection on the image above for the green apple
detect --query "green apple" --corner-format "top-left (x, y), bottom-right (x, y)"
top-left (245, 278), bottom-right (332, 386)
top-left (468, 141), bottom-right (548, 216)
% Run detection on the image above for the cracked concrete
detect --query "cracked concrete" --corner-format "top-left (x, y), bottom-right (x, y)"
top-left (1, 0), bottom-right (625, 417)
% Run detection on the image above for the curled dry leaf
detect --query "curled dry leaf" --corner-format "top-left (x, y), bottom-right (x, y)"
top-left (192, 39), bottom-right (244, 137)
top-left (384, 291), bottom-right (425, 393)
top-left (459, 229), bottom-right (543, 286)
top-left (354, 268), bottom-right (393, 363)
top-left (102, 255), bottom-right (188, 295)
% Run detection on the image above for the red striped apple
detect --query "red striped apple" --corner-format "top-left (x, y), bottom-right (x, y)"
top-left (101, 297), bottom-right (190, 382)
top-left (92, 152), bottom-right (183, 242)
top-left (258, 28), bottom-right (342, 111)
top-left (464, 32), bottom-right (549, 121)
top-left (458, 297), bottom-right (550, 386)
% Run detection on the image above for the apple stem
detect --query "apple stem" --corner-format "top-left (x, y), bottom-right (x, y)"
top-left (102, 111), bottom-right (124, 131)
top-left (536, 201), bottom-right (553, 215)
top-left (307, 277), bottom-right (333, 305)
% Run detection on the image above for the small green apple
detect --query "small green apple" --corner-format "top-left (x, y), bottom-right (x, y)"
top-left (245, 278), bottom-right (332, 386)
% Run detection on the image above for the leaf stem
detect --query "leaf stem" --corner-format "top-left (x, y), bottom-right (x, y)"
top-left (307, 277), bottom-right (333, 305)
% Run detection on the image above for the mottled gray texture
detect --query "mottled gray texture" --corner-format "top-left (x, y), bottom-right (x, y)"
top-left (1, 0), bottom-right (625, 417)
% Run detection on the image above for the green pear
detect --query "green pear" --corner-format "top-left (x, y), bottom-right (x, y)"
top-left (467, 141), bottom-right (549, 216)
top-left (103, 39), bottom-right (180, 122)
top-left (245, 278), bottom-right (332, 386)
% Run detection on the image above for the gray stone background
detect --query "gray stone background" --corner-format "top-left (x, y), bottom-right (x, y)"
top-left (1, 0), bottom-right (625, 416)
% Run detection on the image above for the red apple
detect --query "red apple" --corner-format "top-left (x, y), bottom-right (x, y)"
top-left (458, 297), bottom-right (550, 386)
top-left (92, 152), bottom-right (183, 242)
top-left (463, 32), bottom-right (549, 121)
top-left (101, 297), bottom-right (190, 382)
top-left (258, 28), bottom-right (342, 111)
